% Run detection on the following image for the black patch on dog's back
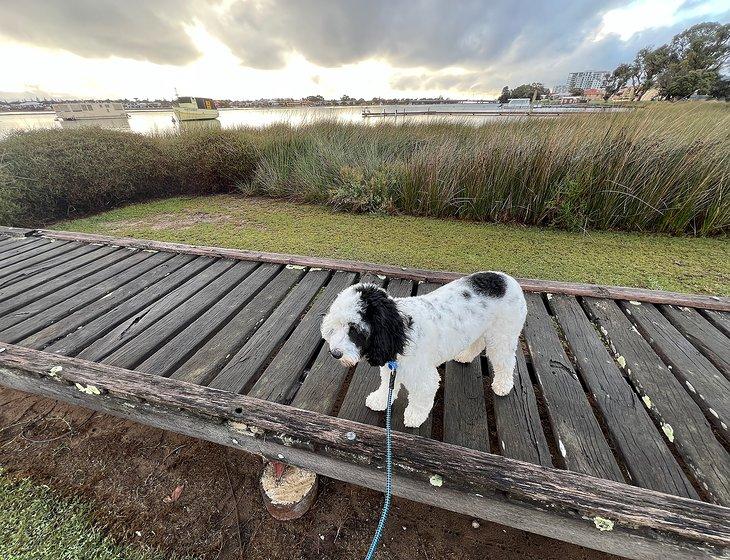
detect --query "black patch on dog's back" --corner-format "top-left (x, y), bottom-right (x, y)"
top-left (468, 272), bottom-right (507, 298)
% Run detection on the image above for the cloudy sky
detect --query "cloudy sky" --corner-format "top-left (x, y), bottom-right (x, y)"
top-left (1, 0), bottom-right (728, 101)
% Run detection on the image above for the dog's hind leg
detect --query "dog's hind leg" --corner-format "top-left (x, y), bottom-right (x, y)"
top-left (454, 337), bottom-right (486, 364)
top-left (402, 365), bottom-right (439, 428)
top-left (485, 333), bottom-right (518, 396)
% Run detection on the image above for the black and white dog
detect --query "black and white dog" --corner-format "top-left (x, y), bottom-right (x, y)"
top-left (321, 272), bottom-right (527, 428)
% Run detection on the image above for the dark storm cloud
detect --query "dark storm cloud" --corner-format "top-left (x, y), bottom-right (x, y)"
top-left (392, 9), bottom-right (730, 92)
top-left (0, 0), bottom-right (200, 64)
top-left (210, 0), bottom-right (628, 70)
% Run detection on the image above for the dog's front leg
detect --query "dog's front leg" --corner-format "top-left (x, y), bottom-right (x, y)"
top-left (403, 366), bottom-right (439, 428)
top-left (365, 366), bottom-right (399, 411)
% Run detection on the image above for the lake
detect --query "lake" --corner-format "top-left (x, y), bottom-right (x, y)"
top-left (0, 103), bottom-right (619, 137)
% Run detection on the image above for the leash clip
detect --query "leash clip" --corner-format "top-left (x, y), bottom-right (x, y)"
top-left (386, 360), bottom-right (398, 372)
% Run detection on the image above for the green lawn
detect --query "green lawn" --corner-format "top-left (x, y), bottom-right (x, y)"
top-left (0, 470), bottom-right (185, 560)
top-left (58, 194), bottom-right (729, 295)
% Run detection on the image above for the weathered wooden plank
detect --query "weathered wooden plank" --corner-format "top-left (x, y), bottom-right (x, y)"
top-left (443, 359), bottom-right (490, 452)
top-left (0, 343), bottom-right (727, 560)
top-left (170, 267), bottom-right (299, 386)
top-left (22, 254), bottom-right (198, 351)
top-left (622, 302), bottom-right (729, 442)
top-left (36, 229), bottom-right (730, 311)
top-left (0, 236), bottom-right (50, 258)
top-left (703, 310), bottom-right (730, 338)
top-left (550, 294), bottom-right (697, 498)
top-left (390, 282), bottom-right (440, 438)
top-left (661, 305), bottom-right (730, 379)
top-left (522, 293), bottom-right (624, 482)
top-left (338, 277), bottom-right (413, 426)
top-left (493, 348), bottom-right (553, 466)
top-left (100, 261), bottom-right (256, 370)
top-left (0, 245), bottom-right (119, 307)
top-left (0, 240), bottom-right (75, 279)
top-left (0, 249), bottom-right (158, 340)
top-left (0, 225), bottom-right (34, 236)
top-left (584, 297), bottom-right (730, 506)
top-left (72, 258), bottom-right (227, 361)
top-left (137, 263), bottom-right (280, 377)
top-left (209, 269), bottom-right (330, 394)
top-left (248, 271), bottom-right (357, 403)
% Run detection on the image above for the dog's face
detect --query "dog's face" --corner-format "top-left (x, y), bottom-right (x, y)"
top-left (321, 283), bottom-right (408, 368)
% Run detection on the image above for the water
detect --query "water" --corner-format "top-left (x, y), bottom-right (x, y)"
top-left (0, 103), bottom-right (619, 137)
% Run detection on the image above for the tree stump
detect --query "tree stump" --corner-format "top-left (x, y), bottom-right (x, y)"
top-left (259, 461), bottom-right (318, 520)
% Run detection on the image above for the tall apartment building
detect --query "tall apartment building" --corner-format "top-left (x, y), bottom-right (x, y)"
top-left (566, 71), bottom-right (610, 91)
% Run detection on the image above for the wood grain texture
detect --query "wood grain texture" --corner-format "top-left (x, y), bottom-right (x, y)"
top-left (101, 261), bottom-right (256, 370)
top-left (523, 293), bottom-right (624, 482)
top-left (549, 294), bottom-right (697, 498)
top-left (337, 277), bottom-right (412, 426)
top-left (0, 241), bottom-right (77, 281)
top-left (443, 359), bottom-right (490, 451)
top-left (26, 254), bottom-right (200, 352)
top-left (621, 301), bottom-right (729, 442)
top-left (493, 348), bottom-right (553, 466)
top-left (170, 266), bottom-right (299, 386)
top-left (0, 245), bottom-right (125, 311)
top-left (248, 271), bottom-right (357, 403)
top-left (73, 257), bottom-right (226, 362)
top-left (0, 342), bottom-right (727, 560)
top-left (208, 268), bottom-right (330, 394)
top-left (35, 229), bottom-right (730, 311)
top-left (703, 310), bottom-right (730, 338)
top-left (660, 305), bottom-right (730, 379)
top-left (583, 297), bottom-right (730, 506)
top-left (138, 263), bottom-right (280, 378)
top-left (0, 237), bottom-right (53, 260)
top-left (0, 249), bottom-right (157, 340)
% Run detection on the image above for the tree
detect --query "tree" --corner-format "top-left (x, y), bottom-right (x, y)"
top-left (510, 83), bottom-right (549, 100)
top-left (710, 77), bottom-right (730, 100)
top-left (569, 87), bottom-right (585, 96)
top-left (498, 86), bottom-right (510, 103)
top-left (603, 63), bottom-right (633, 100)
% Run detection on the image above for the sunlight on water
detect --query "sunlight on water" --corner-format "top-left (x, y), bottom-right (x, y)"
top-left (0, 104), bottom-right (618, 137)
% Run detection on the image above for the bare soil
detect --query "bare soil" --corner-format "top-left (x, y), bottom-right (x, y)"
top-left (0, 387), bottom-right (618, 560)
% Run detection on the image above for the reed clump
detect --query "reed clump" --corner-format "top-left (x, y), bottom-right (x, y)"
top-left (1, 102), bottom-right (727, 235)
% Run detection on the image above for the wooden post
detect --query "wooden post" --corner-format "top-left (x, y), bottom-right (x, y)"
top-left (259, 460), bottom-right (318, 520)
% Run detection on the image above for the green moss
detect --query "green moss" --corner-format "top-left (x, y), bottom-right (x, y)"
top-left (58, 195), bottom-right (729, 295)
top-left (0, 469), bottom-right (190, 560)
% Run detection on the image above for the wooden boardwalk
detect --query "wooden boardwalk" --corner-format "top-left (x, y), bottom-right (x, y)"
top-left (0, 228), bottom-right (728, 559)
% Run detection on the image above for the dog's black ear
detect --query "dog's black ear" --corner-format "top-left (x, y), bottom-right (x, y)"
top-left (357, 285), bottom-right (408, 367)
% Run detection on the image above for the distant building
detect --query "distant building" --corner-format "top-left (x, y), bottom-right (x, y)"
top-left (583, 88), bottom-right (604, 100)
top-left (567, 71), bottom-right (610, 91)
top-left (552, 84), bottom-right (568, 95)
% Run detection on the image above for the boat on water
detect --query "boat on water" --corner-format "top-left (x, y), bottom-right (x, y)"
top-left (53, 102), bottom-right (128, 121)
top-left (172, 96), bottom-right (219, 122)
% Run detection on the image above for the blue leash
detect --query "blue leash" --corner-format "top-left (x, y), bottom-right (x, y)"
top-left (364, 360), bottom-right (398, 560)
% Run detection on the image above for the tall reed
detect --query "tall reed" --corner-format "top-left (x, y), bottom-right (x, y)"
top-left (1, 103), bottom-right (727, 235)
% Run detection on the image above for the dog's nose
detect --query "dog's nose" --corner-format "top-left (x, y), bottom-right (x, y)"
top-left (330, 349), bottom-right (343, 359)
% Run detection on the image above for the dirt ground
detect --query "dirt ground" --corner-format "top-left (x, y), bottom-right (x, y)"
top-left (0, 387), bottom-right (619, 560)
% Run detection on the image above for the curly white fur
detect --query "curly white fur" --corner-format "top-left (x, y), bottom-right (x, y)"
top-left (321, 271), bottom-right (527, 428)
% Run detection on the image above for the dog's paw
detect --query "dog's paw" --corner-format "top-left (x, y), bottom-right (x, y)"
top-left (403, 406), bottom-right (429, 428)
top-left (492, 377), bottom-right (514, 397)
top-left (453, 353), bottom-right (473, 364)
top-left (366, 392), bottom-right (388, 411)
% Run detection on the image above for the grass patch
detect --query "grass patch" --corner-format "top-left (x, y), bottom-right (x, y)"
top-left (58, 194), bottom-right (730, 295)
top-left (0, 469), bottom-right (188, 560)
top-left (3, 102), bottom-right (729, 235)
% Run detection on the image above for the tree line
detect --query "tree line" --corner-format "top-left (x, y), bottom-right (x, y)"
top-left (604, 22), bottom-right (729, 101)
